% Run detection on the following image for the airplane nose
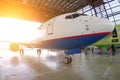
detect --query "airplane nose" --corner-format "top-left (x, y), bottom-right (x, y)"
top-left (102, 19), bottom-right (115, 32)
top-left (93, 17), bottom-right (115, 33)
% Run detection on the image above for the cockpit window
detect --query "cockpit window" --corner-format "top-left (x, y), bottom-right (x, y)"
top-left (65, 13), bottom-right (87, 19)
top-left (72, 14), bottom-right (80, 18)
top-left (65, 15), bottom-right (73, 19)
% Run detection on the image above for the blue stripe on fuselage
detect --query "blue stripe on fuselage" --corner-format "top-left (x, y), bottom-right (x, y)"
top-left (42, 33), bottom-right (109, 50)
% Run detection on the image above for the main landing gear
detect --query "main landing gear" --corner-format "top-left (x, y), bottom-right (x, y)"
top-left (37, 49), bottom-right (41, 58)
top-left (63, 55), bottom-right (72, 64)
top-left (19, 49), bottom-right (24, 56)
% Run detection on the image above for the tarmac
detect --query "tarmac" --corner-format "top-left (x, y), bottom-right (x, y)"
top-left (0, 49), bottom-right (120, 80)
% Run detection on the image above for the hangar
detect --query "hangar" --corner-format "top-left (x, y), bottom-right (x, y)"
top-left (0, 0), bottom-right (120, 80)
top-left (0, 0), bottom-right (120, 24)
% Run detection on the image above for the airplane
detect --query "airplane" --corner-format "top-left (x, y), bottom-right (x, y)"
top-left (9, 12), bottom-right (115, 64)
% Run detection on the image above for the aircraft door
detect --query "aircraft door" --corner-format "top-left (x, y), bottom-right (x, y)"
top-left (47, 19), bottom-right (54, 35)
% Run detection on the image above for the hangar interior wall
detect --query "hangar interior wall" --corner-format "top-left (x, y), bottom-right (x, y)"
top-left (77, 0), bottom-right (120, 25)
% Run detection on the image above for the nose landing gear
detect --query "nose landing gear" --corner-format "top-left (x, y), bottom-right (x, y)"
top-left (63, 55), bottom-right (72, 64)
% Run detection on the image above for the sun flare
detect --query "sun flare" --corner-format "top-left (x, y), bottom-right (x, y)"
top-left (0, 17), bottom-right (41, 42)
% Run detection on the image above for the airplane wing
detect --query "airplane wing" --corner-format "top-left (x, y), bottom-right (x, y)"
top-left (19, 42), bottom-right (33, 48)
top-left (0, 40), bottom-right (33, 52)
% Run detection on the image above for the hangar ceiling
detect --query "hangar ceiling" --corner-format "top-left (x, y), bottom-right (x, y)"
top-left (0, 0), bottom-right (99, 23)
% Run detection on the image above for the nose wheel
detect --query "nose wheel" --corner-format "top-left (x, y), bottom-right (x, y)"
top-left (63, 56), bottom-right (72, 64)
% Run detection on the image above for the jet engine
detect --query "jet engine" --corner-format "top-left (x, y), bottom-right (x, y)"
top-left (9, 42), bottom-right (19, 52)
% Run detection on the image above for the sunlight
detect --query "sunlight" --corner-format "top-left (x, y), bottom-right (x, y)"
top-left (0, 42), bottom-right (20, 59)
top-left (0, 17), bottom-right (41, 42)
top-left (0, 17), bottom-right (44, 58)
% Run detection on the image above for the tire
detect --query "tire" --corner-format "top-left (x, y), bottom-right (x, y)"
top-left (20, 49), bottom-right (24, 56)
top-left (37, 49), bottom-right (41, 54)
top-left (63, 57), bottom-right (69, 64)
top-left (68, 57), bottom-right (72, 63)
top-left (63, 56), bottom-right (72, 64)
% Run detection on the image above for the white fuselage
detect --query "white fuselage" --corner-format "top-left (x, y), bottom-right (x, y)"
top-left (30, 12), bottom-right (115, 50)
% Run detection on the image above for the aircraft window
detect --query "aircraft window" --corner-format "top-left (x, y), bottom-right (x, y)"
top-left (65, 13), bottom-right (87, 19)
top-left (65, 15), bottom-right (73, 19)
top-left (79, 14), bottom-right (87, 16)
top-left (72, 14), bottom-right (80, 18)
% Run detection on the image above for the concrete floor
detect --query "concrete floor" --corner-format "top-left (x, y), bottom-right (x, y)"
top-left (0, 49), bottom-right (120, 80)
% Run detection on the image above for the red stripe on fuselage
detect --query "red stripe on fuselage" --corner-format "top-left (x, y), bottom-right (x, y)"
top-left (46, 32), bottom-right (111, 41)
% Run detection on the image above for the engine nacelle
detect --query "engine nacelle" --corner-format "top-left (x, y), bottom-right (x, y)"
top-left (9, 43), bottom-right (19, 52)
